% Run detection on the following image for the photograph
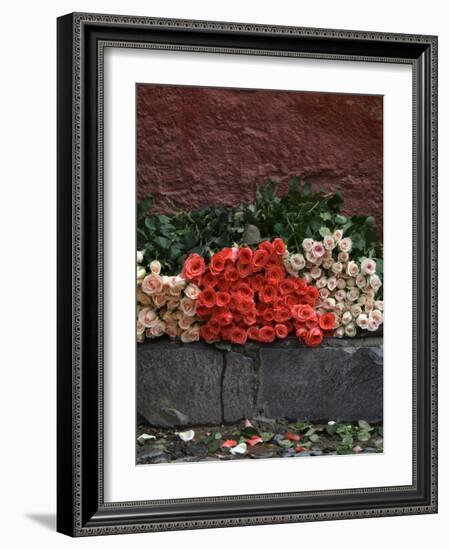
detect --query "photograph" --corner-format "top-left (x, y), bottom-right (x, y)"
top-left (135, 84), bottom-right (384, 465)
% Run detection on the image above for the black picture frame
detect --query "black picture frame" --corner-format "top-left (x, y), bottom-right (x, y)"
top-left (57, 12), bottom-right (438, 536)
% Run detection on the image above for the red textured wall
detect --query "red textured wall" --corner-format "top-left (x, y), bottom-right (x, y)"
top-left (137, 85), bottom-right (383, 234)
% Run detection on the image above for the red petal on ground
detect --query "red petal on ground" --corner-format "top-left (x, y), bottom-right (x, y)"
top-left (295, 446), bottom-right (307, 453)
top-left (221, 439), bottom-right (238, 448)
top-left (285, 432), bottom-right (301, 441)
top-left (246, 436), bottom-right (263, 447)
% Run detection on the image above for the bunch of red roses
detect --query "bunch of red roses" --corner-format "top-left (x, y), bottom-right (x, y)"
top-left (181, 238), bottom-right (335, 347)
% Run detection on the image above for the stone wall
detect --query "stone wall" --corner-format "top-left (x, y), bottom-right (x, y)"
top-left (137, 337), bottom-right (383, 427)
top-left (137, 85), bottom-right (383, 236)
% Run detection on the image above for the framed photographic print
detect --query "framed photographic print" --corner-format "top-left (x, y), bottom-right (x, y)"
top-left (57, 12), bottom-right (438, 536)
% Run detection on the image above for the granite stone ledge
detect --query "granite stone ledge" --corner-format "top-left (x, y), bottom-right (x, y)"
top-left (137, 336), bottom-right (383, 426)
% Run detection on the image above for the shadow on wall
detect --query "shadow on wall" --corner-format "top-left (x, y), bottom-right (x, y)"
top-left (136, 85), bottom-right (383, 236)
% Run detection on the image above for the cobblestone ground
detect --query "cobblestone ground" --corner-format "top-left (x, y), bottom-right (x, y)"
top-left (136, 418), bottom-right (383, 464)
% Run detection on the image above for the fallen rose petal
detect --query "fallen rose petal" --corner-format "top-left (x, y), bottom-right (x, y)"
top-left (285, 432), bottom-right (301, 442)
top-left (177, 430), bottom-right (195, 442)
top-left (353, 445), bottom-right (363, 453)
top-left (137, 433), bottom-right (156, 444)
top-left (230, 442), bottom-right (247, 455)
top-left (246, 435), bottom-right (263, 447)
top-left (221, 439), bottom-right (238, 448)
top-left (244, 419), bottom-right (253, 428)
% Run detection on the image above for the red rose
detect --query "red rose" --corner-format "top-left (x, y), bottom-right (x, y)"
top-left (283, 294), bottom-right (298, 308)
top-left (258, 325), bottom-right (276, 343)
top-left (196, 305), bottom-right (212, 319)
top-left (274, 323), bottom-right (289, 339)
top-left (272, 237), bottom-right (287, 255)
top-left (259, 285), bottom-right (278, 303)
top-left (209, 252), bottom-right (226, 275)
top-left (200, 325), bottom-right (219, 342)
top-left (198, 288), bottom-right (216, 308)
top-left (273, 307), bottom-right (291, 323)
top-left (243, 312), bottom-right (257, 326)
top-left (216, 291), bottom-right (231, 307)
top-left (291, 304), bottom-right (315, 322)
top-left (213, 310), bottom-right (233, 326)
top-left (305, 327), bottom-right (323, 347)
top-left (262, 308), bottom-right (274, 323)
top-left (238, 297), bottom-right (256, 316)
top-left (266, 266), bottom-right (284, 284)
top-left (182, 253), bottom-right (206, 280)
top-left (296, 327), bottom-right (308, 340)
top-left (217, 277), bottom-right (231, 292)
top-left (238, 247), bottom-right (253, 264)
top-left (279, 279), bottom-right (296, 295)
top-left (236, 282), bottom-right (253, 299)
top-left (319, 312), bottom-right (336, 331)
top-left (306, 286), bottom-right (320, 305)
top-left (247, 326), bottom-right (260, 341)
top-left (258, 241), bottom-right (274, 254)
top-left (202, 271), bottom-right (219, 288)
top-left (251, 249), bottom-right (270, 271)
top-left (223, 267), bottom-right (239, 282)
top-left (236, 261), bottom-right (252, 278)
top-left (249, 274), bottom-right (265, 292)
top-left (229, 325), bottom-right (248, 345)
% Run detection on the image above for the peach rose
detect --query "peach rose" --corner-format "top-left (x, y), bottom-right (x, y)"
top-left (138, 307), bottom-right (158, 328)
top-left (178, 314), bottom-right (195, 330)
top-left (180, 297), bottom-right (197, 317)
top-left (152, 293), bottom-right (168, 308)
top-left (184, 283), bottom-right (201, 300)
top-left (137, 289), bottom-right (153, 307)
top-left (180, 324), bottom-right (201, 343)
top-left (142, 273), bottom-right (163, 295)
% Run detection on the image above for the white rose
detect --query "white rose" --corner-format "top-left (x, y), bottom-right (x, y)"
top-left (305, 250), bottom-right (319, 264)
top-left (322, 297), bottom-right (336, 310)
top-left (356, 313), bottom-right (369, 329)
top-left (333, 229), bottom-right (343, 242)
top-left (335, 289), bottom-right (346, 302)
top-left (368, 274), bottom-right (382, 291)
top-left (370, 309), bottom-right (383, 324)
top-left (341, 311), bottom-right (353, 325)
top-left (138, 307), bottom-right (158, 328)
top-left (367, 318), bottom-right (379, 332)
top-left (331, 261), bottom-right (343, 274)
top-left (137, 250), bottom-right (144, 264)
top-left (347, 288), bottom-right (360, 302)
top-left (334, 326), bottom-right (345, 338)
top-left (289, 253), bottom-right (306, 271)
top-left (339, 237), bottom-right (352, 252)
top-left (345, 322), bottom-right (357, 337)
top-left (358, 294), bottom-right (367, 306)
top-left (180, 297), bottom-right (197, 317)
top-left (319, 288), bottom-right (330, 299)
top-left (150, 259), bottom-right (162, 275)
top-left (346, 261), bottom-right (360, 277)
top-left (355, 274), bottom-right (366, 289)
top-left (312, 241), bottom-right (326, 258)
top-left (168, 275), bottom-right (186, 291)
top-left (137, 266), bottom-right (146, 281)
top-left (361, 258), bottom-right (377, 275)
top-left (351, 304), bottom-right (362, 318)
top-left (302, 238), bottom-right (314, 252)
top-left (316, 276), bottom-right (327, 289)
top-left (364, 300), bottom-right (374, 313)
top-left (303, 272), bottom-right (313, 284)
top-left (374, 300), bottom-right (384, 311)
top-left (336, 277), bottom-right (347, 289)
top-left (334, 302), bottom-right (345, 314)
top-left (338, 251), bottom-right (350, 263)
top-left (141, 273), bottom-right (164, 295)
top-left (327, 276), bottom-right (337, 291)
top-left (323, 236), bottom-right (336, 250)
top-left (322, 259), bottom-right (333, 270)
top-left (310, 266), bottom-right (322, 279)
